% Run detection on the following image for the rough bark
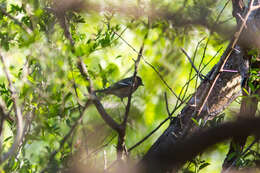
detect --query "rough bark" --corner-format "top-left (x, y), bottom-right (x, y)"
top-left (138, 46), bottom-right (243, 173)
top-left (137, 116), bottom-right (260, 173)
top-left (222, 0), bottom-right (260, 170)
top-left (138, 1), bottom-right (260, 172)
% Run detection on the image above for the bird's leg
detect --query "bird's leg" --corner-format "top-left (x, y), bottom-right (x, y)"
top-left (121, 98), bottom-right (126, 107)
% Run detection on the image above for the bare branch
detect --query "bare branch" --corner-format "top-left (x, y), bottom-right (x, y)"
top-left (113, 31), bottom-right (185, 104)
top-left (215, 0), bottom-right (232, 25)
top-left (77, 58), bottom-right (121, 132)
top-left (128, 117), bottom-right (170, 152)
top-left (181, 48), bottom-right (205, 80)
top-left (175, 37), bottom-right (207, 113)
top-left (122, 43), bottom-right (144, 126)
top-left (0, 53), bottom-right (24, 165)
top-left (164, 92), bottom-right (171, 117)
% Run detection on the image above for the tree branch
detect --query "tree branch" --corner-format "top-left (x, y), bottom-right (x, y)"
top-left (116, 43), bottom-right (144, 159)
top-left (181, 48), bottom-right (206, 80)
top-left (0, 7), bottom-right (33, 34)
top-left (77, 59), bottom-right (121, 132)
top-left (113, 31), bottom-right (185, 105)
top-left (0, 53), bottom-right (24, 165)
top-left (138, 116), bottom-right (260, 173)
top-left (139, 1), bottom-right (260, 172)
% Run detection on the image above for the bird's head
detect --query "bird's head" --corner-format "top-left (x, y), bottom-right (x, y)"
top-left (136, 76), bottom-right (144, 86)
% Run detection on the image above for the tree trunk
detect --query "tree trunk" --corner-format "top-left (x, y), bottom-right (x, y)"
top-left (138, 1), bottom-right (260, 172)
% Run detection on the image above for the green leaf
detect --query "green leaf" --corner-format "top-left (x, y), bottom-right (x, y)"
top-left (227, 152), bottom-right (237, 161)
top-left (191, 118), bottom-right (199, 126)
top-left (248, 81), bottom-right (255, 92)
top-left (242, 88), bottom-right (249, 96)
top-left (115, 55), bottom-right (122, 59)
top-left (199, 162), bottom-right (210, 170)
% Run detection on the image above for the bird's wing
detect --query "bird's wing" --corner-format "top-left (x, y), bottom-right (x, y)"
top-left (117, 81), bottom-right (130, 86)
top-left (118, 77), bottom-right (133, 85)
top-left (95, 88), bottom-right (109, 93)
top-left (95, 77), bottom-right (133, 92)
top-left (110, 77), bottom-right (132, 89)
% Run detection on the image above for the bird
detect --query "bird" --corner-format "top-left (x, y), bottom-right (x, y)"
top-left (95, 76), bottom-right (144, 99)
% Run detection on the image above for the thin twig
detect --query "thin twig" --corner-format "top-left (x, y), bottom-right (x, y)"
top-left (104, 150), bottom-right (107, 170)
top-left (181, 48), bottom-right (205, 80)
top-left (122, 43), bottom-right (144, 126)
top-left (177, 37), bottom-right (206, 112)
top-left (87, 135), bottom-right (116, 158)
top-left (113, 31), bottom-right (184, 104)
top-left (128, 117), bottom-right (170, 152)
top-left (128, 91), bottom-right (193, 152)
top-left (215, 0), bottom-right (231, 25)
top-left (164, 92), bottom-right (171, 117)
top-left (202, 47), bottom-right (223, 71)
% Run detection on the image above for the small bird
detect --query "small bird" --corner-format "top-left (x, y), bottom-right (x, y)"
top-left (95, 76), bottom-right (144, 99)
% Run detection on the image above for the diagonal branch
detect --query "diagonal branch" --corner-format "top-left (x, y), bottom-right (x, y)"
top-left (181, 48), bottom-right (205, 80)
top-left (164, 92), bottom-right (171, 117)
top-left (139, 1), bottom-right (260, 173)
top-left (138, 115), bottom-right (260, 173)
top-left (0, 7), bottom-right (33, 34)
top-left (113, 31), bottom-right (185, 105)
top-left (77, 59), bottom-right (121, 132)
top-left (128, 116), bottom-right (170, 152)
top-left (197, 0), bottom-right (257, 117)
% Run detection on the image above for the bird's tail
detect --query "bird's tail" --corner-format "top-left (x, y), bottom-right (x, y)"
top-left (94, 88), bottom-right (110, 94)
